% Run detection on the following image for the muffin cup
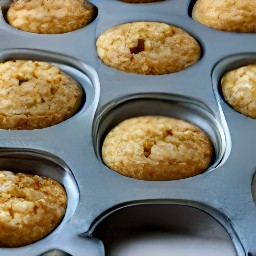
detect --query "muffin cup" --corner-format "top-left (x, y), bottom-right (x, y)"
top-left (90, 203), bottom-right (243, 255)
top-left (94, 93), bottom-right (227, 172)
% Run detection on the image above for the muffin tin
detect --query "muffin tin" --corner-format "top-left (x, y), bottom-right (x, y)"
top-left (0, 0), bottom-right (256, 255)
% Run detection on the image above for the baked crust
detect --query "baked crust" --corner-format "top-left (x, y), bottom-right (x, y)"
top-left (221, 64), bottom-right (256, 118)
top-left (102, 116), bottom-right (213, 181)
top-left (0, 171), bottom-right (67, 247)
top-left (192, 0), bottom-right (256, 32)
top-left (96, 21), bottom-right (201, 75)
top-left (7, 0), bottom-right (95, 34)
top-left (0, 60), bottom-right (83, 129)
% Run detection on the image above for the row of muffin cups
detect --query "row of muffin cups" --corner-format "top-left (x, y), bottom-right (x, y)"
top-left (2, 1), bottom-right (256, 78)
top-left (0, 48), bottom-right (256, 255)
top-left (2, 0), bottom-right (256, 35)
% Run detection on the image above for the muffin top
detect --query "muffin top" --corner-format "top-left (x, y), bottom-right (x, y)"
top-left (221, 64), bottom-right (256, 118)
top-left (7, 0), bottom-right (95, 34)
top-left (0, 60), bottom-right (83, 129)
top-left (102, 116), bottom-right (213, 181)
top-left (0, 170), bottom-right (67, 247)
top-left (192, 0), bottom-right (256, 32)
top-left (96, 21), bottom-right (201, 75)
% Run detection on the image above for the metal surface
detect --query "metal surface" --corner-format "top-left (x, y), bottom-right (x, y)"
top-left (0, 0), bottom-right (12, 7)
top-left (0, 0), bottom-right (255, 255)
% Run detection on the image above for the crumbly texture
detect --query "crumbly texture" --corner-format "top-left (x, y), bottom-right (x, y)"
top-left (0, 170), bottom-right (67, 247)
top-left (192, 0), bottom-right (256, 32)
top-left (121, 0), bottom-right (163, 3)
top-left (0, 60), bottom-right (83, 130)
top-left (96, 22), bottom-right (201, 75)
top-left (7, 0), bottom-right (95, 34)
top-left (221, 64), bottom-right (256, 118)
top-left (102, 116), bottom-right (213, 181)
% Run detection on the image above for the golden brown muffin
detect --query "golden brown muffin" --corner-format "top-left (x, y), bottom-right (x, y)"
top-left (121, 0), bottom-right (163, 3)
top-left (7, 0), bottom-right (95, 34)
top-left (221, 64), bottom-right (256, 118)
top-left (96, 22), bottom-right (201, 75)
top-left (0, 60), bottom-right (83, 130)
top-left (192, 0), bottom-right (256, 32)
top-left (0, 170), bottom-right (67, 247)
top-left (102, 116), bottom-right (213, 181)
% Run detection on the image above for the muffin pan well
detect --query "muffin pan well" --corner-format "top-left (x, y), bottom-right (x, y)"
top-left (0, 148), bottom-right (79, 219)
top-left (0, 0), bottom-right (256, 255)
top-left (94, 93), bottom-right (226, 171)
top-left (92, 204), bottom-right (240, 255)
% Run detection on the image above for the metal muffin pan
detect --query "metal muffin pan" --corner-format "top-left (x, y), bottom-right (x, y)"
top-left (94, 93), bottom-right (226, 169)
top-left (0, 0), bottom-right (256, 255)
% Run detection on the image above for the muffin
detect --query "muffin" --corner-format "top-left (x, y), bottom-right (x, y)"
top-left (7, 0), bottom-right (95, 34)
top-left (102, 116), bottom-right (213, 181)
top-left (0, 170), bottom-right (67, 247)
top-left (192, 0), bottom-right (256, 32)
top-left (121, 0), bottom-right (163, 3)
top-left (221, 64), bottom-right (256, 118)
top-left (96, 21), bottom-right (201, 75)
top-left (0, 60), bottom-right (83, 130)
